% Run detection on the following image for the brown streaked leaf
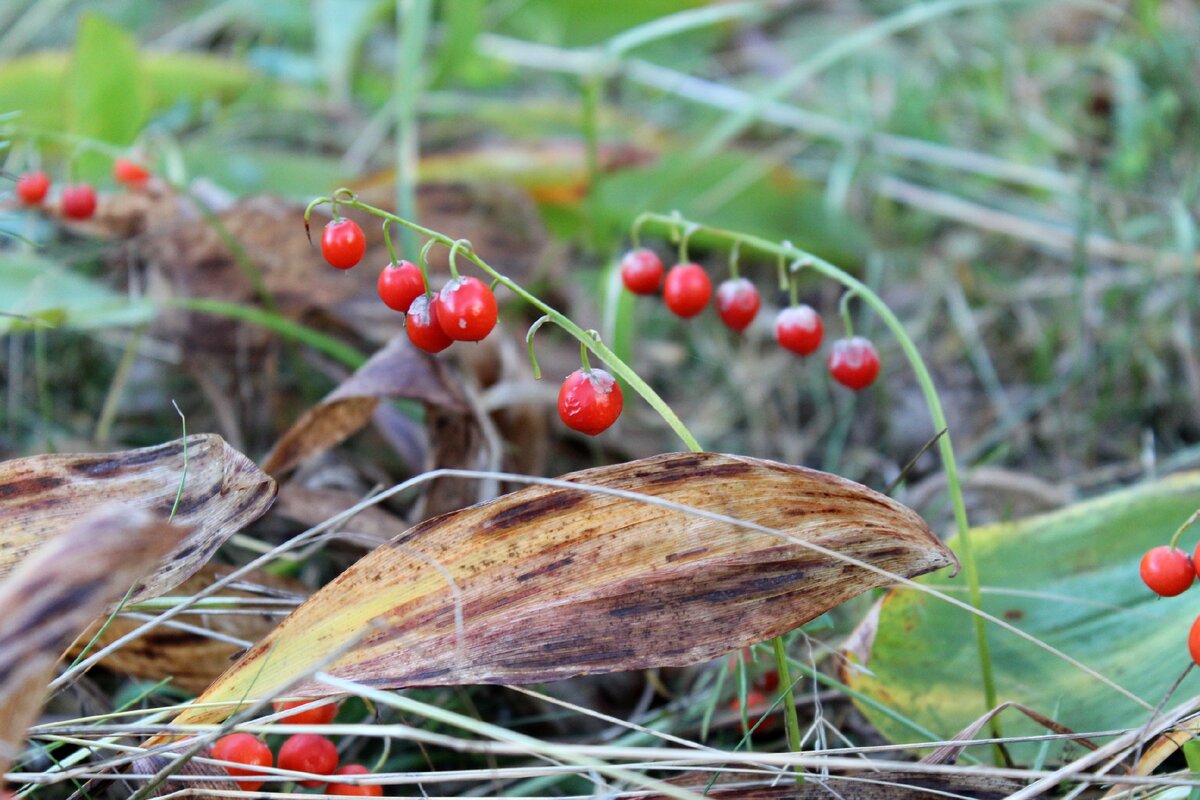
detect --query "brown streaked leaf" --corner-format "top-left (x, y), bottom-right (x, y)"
top-left (64, 563), bottom-right (307, 694)
top-left (0, 507), bottom-right (186, 778)
top-left (642, 771), bottom-right (1026, 799)
top-left (0, 435), bottom-right (276, 602)
top-left (262, 334), bottom-right (470, 478)
top-left (164, 452), bottom-right (954, 730)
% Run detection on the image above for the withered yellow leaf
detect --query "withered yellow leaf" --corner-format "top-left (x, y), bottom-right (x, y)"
top-left (167, 453), bottom-right (954, 729)
top-left (0, 507), bottom-right (186, 779)
top-left (0, 435), bottom-right (276, 602)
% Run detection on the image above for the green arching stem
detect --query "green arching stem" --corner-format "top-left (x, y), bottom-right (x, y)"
top-left (838, 291), bottom-right (857, 337)
top-left (633, 211), bottom-right (1000, 747)
top-left (382, 219), bottom-right (401, 266)
top-left (579, 339), bottom-right (593, 372)
top-left (418, 237), bottom-right (438, 299)
top-left (1168, 509), bottom-right (1200, 550)
top-left (728, 240), bottom-right (742, 280)
top-left (447, 238), bottom-right (468, 281)
top-left (313, 193), bottom-right (702, 453)
top-left (526, 315), bottom-right (554, 380)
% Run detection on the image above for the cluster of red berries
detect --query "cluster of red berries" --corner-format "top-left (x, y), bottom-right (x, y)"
top-left (210, 700), bottom-right (382, 795)
top-left (1139, 543), bottom-right (1200, 664)
top-left (11, 158), bottom-right (152, 221)
top-left (620, 248), bottom-right (881, 391)
top-left (318, 216), bottom-right (627, 437)
top-left (319, 218), bottom-right (499, 354)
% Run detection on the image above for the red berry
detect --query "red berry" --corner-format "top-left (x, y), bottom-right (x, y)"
top-left (620, 249), bottom-right (664, 295)
top-left (113, 157), bottom-right (151, 188)
top-left (728, 690), bottom-right (769, 711)
top-left (662, 263), bottom-right (711, 318)
top-left (377, 260), bottom-right (426, 313)
top-left (321, 218), bottom-right (367, 270)
top-left (753, 669), bottom-right (780, 693)
top-left (434, 276), bottom-right (498, 341)
top-left (1140, 546), bottom-right (1194, 597)
top-left (277, 733), bottom-right (339, 788)
top-left (211, 733), bottom-right (273, 791)
top-left (328, 764), bottom-right (384, 797)
top-left (274, 698), bottom-right (340, 725)
top-left (15, 170), bottom-right (50, 205)
top-left (558, 369), bottom-right (623, 436)
top-left (60, 183), bottom-right (97, 220)
top-left (828, 337), bottom-right (880, 390)
top-left (405, 294), bottom-right (453, 354)
top-left (715, 278), bottom-right (761, 332)
top-left (1190, 615), bottom-right (1200, 665)
top-left (774, 305), bottom-right (823, 356)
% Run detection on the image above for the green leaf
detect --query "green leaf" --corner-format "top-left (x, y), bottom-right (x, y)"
top-left (845, 471), bottom-right (1200, 764)
top-left (65, 14), bottom-right (147, 179)
top-left (0, 254), bottom-right (154, 332)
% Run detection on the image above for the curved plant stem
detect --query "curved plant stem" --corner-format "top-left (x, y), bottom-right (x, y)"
top-left (633, 211), bottom-right (1000, 750)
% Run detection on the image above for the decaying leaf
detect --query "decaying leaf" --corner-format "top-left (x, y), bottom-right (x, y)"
top-left (0, 507), bottom-right (186, 779)
top-left (165, 452), bottom-right (954, 729)
top-left (643, 771), bottom-right (1026, 799)
top-left (64, 563), bottom-right (307, 694)
top-left (0, 435), bottom-right (276, 602)
top-left (261, 333), bottom-right (469, 477)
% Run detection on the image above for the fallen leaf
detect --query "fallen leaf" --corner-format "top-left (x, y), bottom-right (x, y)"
top-left (0, 435), bottom-right (276, 602)
top-left (261, 333), bottom-right (470, 477)
top-left (0, 507), bottom-right (186, 779)
top-left (642, 771), bottom-right (1025, 799)
top-left (64, 563), bottom-right (307, 694)
top-left (163, 452), bottom-right (954, 729)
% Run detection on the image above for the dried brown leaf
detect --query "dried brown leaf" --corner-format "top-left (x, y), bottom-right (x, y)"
top-left (261, 334), bottom-right (470, 477)
top-left (0, 435), bottom-right (276, 601)
top-left (0, 507), bottom-right (186, 778)
top-left (166, 452), bottom-right (955, 729)
top-left (64, 563), bottom-right (307, 693)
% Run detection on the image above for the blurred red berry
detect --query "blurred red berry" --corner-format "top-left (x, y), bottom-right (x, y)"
top-left (377, 260), bottom-right (426, 313)
top-left (662, 263), bottom-right (711, 318)
top-left (274, 699), bottom-right (340, 725)
top-left (620, 249), bottom-right (664, 295)
top-left (321, 218), bottom-right (367, 269)
top-left (61, 183), bottom-right (97, 220)
top-left (328, 764), bottom-right (384, 796)
top-left (715, 278), bottom-right (760, 332)
top-left (277, 734), bottom-right (339, 788)
top-left (211, 733), bottom-right (273, 791)
top-left (113, 157), bottom-right (151, 188)
top-left (774, 305), bottom-right (823, 356)
top-left (828, 337), bottom-right (880, 390)
top-left (15, 170), bottom-right (50, 205)
top-left (1140, 546), bottom-right (1194, 597)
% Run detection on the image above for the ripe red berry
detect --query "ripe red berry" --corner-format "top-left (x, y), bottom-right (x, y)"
top-left (558, 369), bottom-right (623, 436)
top-left (405, 294), bottom-right (454, 354)
top-left (828, 337), bottom-right (880, 390)
top-left (377, 260), bottom-right (426, 313)
top-left (434, 275), bottom-right (498, 341)
top-left (321, 218), bottom-right (367, 270)
top-left (715, 278), bottom-right (761, 332)
top-left (662, 263), bottom-right (711, 318)
top-left (620, 249), bottom-right (664, 295)
top-left (1190, 615), bottom-right (1200, 665)
top-left (775, 305), bottom-right (823, 356)
top-left (277, 733), bottom-right (339, 788)
top-left (274, 698), bottom-right (340, 725)
top-left (211, 733), bottom-right (273, 791)
top-left (328, 764), bottom-right (384, 797)
top-left (15, 170), bottom-right (50, 205)
top-left (60, 183), bottom-right (97, 220)
top-left (1140, 546), bottom-right (1194, 597)
top-left (113, 157), bottom-right (151, 188)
